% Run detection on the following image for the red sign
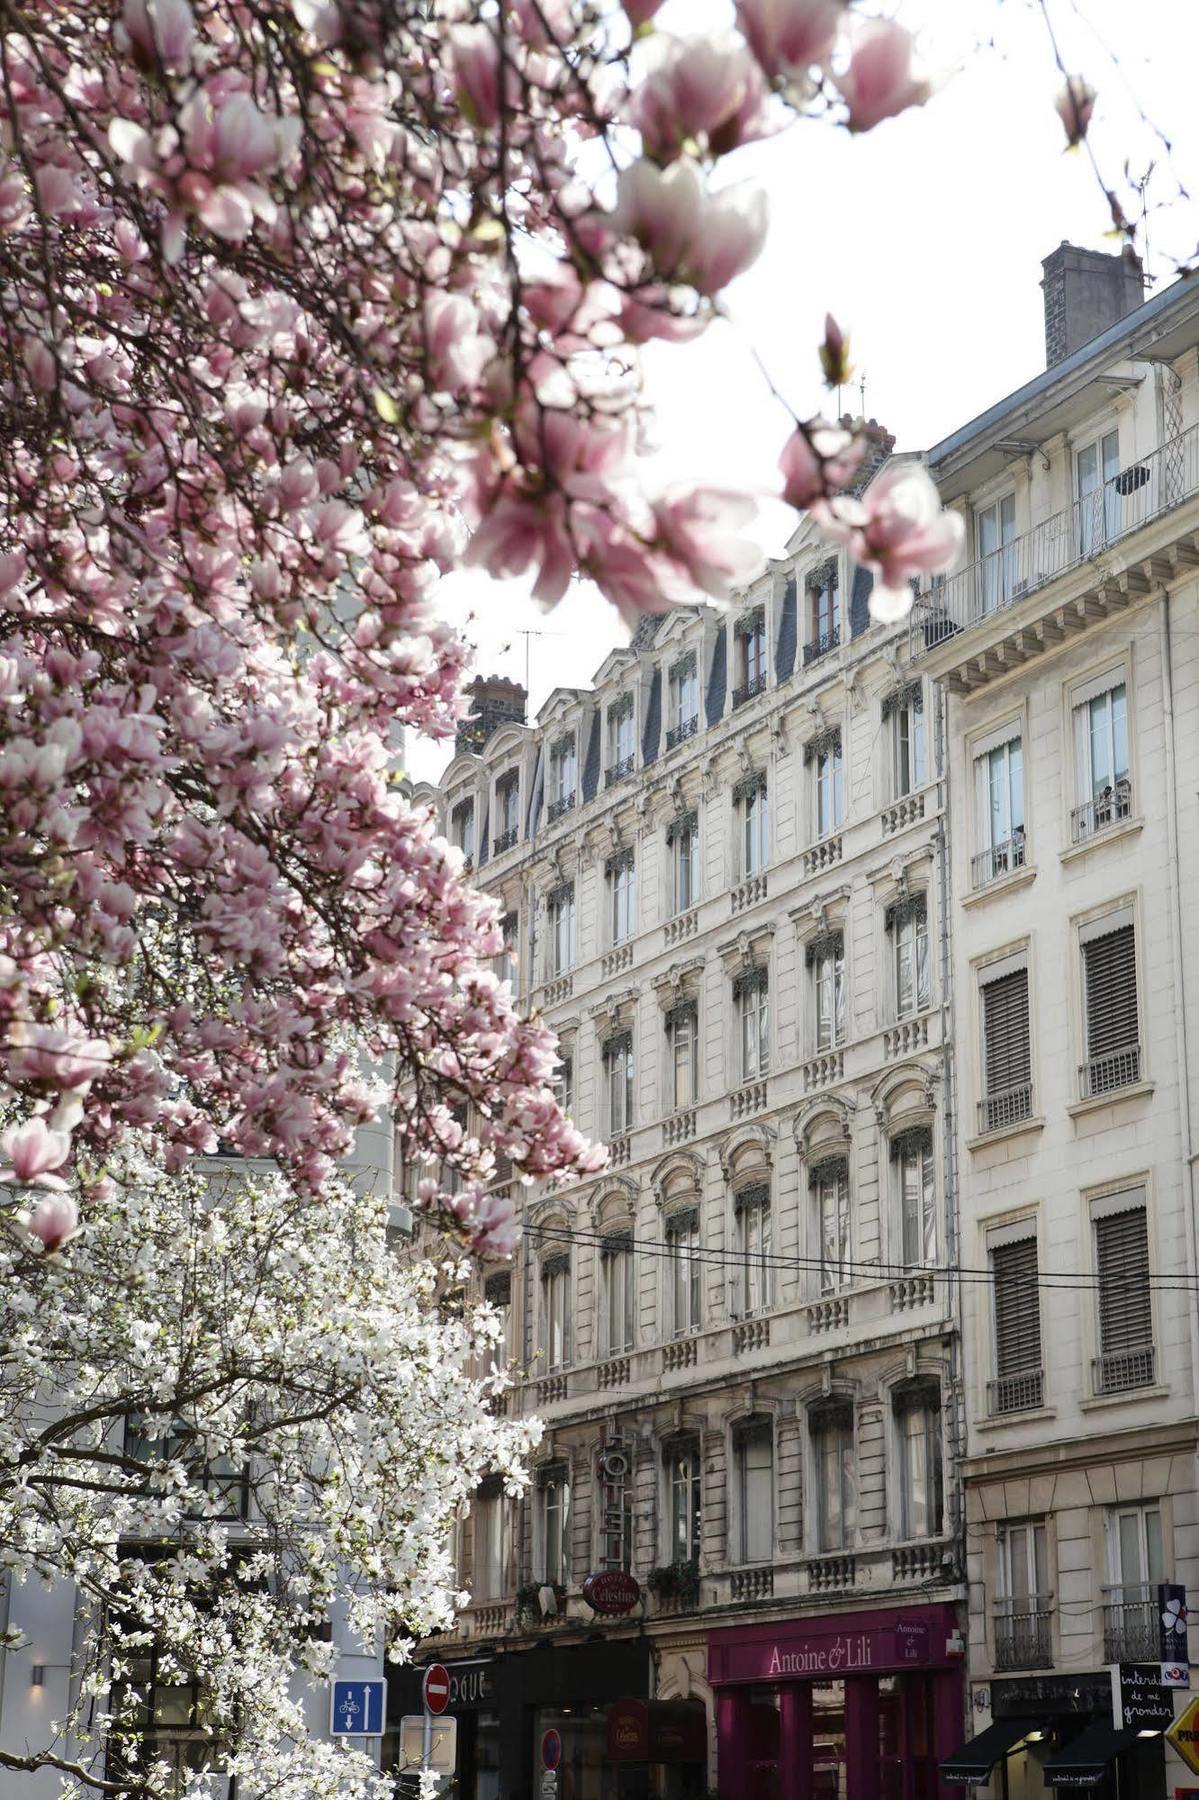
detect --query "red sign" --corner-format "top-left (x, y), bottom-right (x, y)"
top-left (422, 1663), bottom-right (451, 1715)
top-left (582, 1571), bottom-right (642, 1616)
top-left (607, 1699), bottom-right (707, 1764)
top-left (541, 1727), bottom-right (562, 1770)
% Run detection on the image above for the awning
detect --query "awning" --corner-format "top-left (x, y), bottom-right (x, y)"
top-left (1041, 1720), bottom-right (1139, 1788)
top-left (941, 1716), bottom-right (1046, 1785)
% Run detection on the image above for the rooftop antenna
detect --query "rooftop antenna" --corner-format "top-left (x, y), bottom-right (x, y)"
top-left (858, 369), bottom-right (868, 420)
top-left (507, 627), bottom-right (567, 698)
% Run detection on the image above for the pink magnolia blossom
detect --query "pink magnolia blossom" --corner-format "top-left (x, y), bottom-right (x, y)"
top-left (27, 1192), bottom-right (80, 1251)
top-left (609, 157), bottom-right (768, 297)
top-left (1055, 75), bottom-right (1096, 148)
top-left (652, 485), bottom-right (760, 600)
top-left (1, 1116), bottom-right (72, 1186)
top-left (735, 0), bottom-right (844, 82)
top-left (821, 461), bottom-right (964, 621)
top-left (628, 35), bottom-right (773, 163)
top-left (836, 20), bottom-right (932, 134)
top-left (778, 417), bottom-right (866, 509)
top-left (120, 0), bottom-right (196, 70)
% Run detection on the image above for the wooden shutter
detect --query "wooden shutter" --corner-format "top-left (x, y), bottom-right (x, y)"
top-left (992, 1237), bottom-right (1041, 1375)
top-left (982, 968), bottom-right (1031, 1093)
top-left (1096, 1207), bottom-right (1152, 1354)
top-left (1083, 924), bottom-right (1137, 1056)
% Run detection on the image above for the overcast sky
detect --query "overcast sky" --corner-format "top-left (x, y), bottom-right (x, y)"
top-left (408, 0), bottom-right (1199, 784)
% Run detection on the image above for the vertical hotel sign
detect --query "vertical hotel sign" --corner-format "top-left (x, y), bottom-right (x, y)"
top-left (1160, 1583), bottom-right (1190, 1687)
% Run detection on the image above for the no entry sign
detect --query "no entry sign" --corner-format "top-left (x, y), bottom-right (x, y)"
top-left (422, 1662), bottom-right (451, 1715)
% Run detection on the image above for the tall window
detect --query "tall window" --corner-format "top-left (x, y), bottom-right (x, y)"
top-left (600, 1233), bottom-right (635, 1355)
top-left (979, 960), bottom-right (1032, 1132)
top-left (894, 1383), bottom-right (943, 1540)
top-left (472, 1478), bottom-right (510, 1601)
top-left (107, 1650), bottom-right (221, 1787)
top-left (665, 1207), bottom-right (702, 1335)
top-left (451, 798), bottom-right (475, 862)
top-left (812, 1406), bottom-right (856, 1553)
top-left (888, 683), bottom-right (927, 797)
top-left (494, 772), bottom-right (520, 851)
top-left (549, 736), bottom-right (577, 814)
top-left (734, 1185), bottom-right (772, 1317)
top-left (607, 699), bottom-right (635, 780)
top-left (809, 567), bottom-right (839, 654)
top-left (814, 733), bottom-right (844, 838)
top-left (1077, 428), bottom-right (1121, 554)
top-left (1072, 678), bottom-right (1130, 839)
top-left (540, 1253), bottom-right (571, 1370)
top-left (668, 655), bottom-right (699, 741)
top-left (666, 1442), bottom-right (702, 1565)
top-left (1080, 913), bottom-right (1140, 1096)
top-left (735, 1421), bottom-right (773, 1563)
top-left (736, 609), bottom-right (767, 700)
top-left (667, 1002), bottom-right (698, 1111)
top-left (813, 1158), bottom-right (850, 1295)
top-left (809, 933), bottom-right (846, 1051)
top-left (977, 492), bottom-right (1017, 612)
top-left (123, 1421), bottom-right (248, 1522)
top-left (973, 731), bottom-right (1024, 885)
top-left (890, 895), bottom-right (930, 1020)
top-left (1092, 1192), bottom-right (1154, 1393)
top-left (738, 776), bottom-right (768, 876)
top-left (483, 1271), bottom-right (512, 1366)
top-left (497, 911), bottom-right (519, 989)
top-left (997, 1521), bottom-right (1052, 1671)
top-left (607, 849), bottom-right (636, 945)
top-left (669, 811), bottom-right (699, 913)
top-left (989, 1226), bottom-right (1042, 1414)
top-left (894, 1128), bottom-right (936, 1267)
top-left (604, 1031), bottom-right (634, 1135)
top-left (553, 1049), bottom-right (574, 1117)
top-left (735, 968), bottom-right (769, 1082)
top-left (539, 1467), bottom-right (571, 1586)
top-left (1105, 1503), bottom-right (1164, 1662)
top-left (546, 883), bottom-right (576, 977)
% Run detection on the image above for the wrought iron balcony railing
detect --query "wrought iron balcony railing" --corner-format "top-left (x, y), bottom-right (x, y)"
top-left (978, 1082), bottom-right (1033, 1136)
top-left (1093, 1344), bottom-right (1155, 1395)
top-left (994, 1597), bottom-right (1054, 1670)
top-left (492, 827), bottom-right (519, 855)
top-left (1079, 1044), bottom-right (1141, 1098)
top-left (971, 830), bottom-right (1027, 890)
top-left (605, 755), bottom-right (635, 787)
top-left (545, 793), bottom-right (576, 824)
top-left (732, 673), bottom-right (769, 709)
top-left (987, 1368), bottom-right (1044, 1416)
top-left (803, 625), bottom-right (841, 667)
top-left (665, 715), bottom-right (699, 749)
top-left (1071, 778), bottom-right (1133, 843)
top-left (1103, 1584), bottom-right (1160, 1662)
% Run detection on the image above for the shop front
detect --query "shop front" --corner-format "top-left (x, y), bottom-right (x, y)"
top-left (708, 1602), bottom-right (964, 1800)
top-left (941, 1674), bottom-right (1167, 1799)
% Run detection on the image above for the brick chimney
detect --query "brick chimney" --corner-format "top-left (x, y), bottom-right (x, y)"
top-left (455, 675), bottom-right (527, 756)
top-left (843, 417), bottom-right (896, 497)
top-left (1040, 242), bottom-right (1144, 367)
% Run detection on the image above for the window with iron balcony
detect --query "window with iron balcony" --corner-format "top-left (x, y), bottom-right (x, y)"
top-left (493, 771), bottom-right (521, 854)
top-left (987, 1222), bottom-right (1043, 1415)
top-left (666, 653), bottom-right (699, 748)
top-left (1071, 676), bottom-right (1130, 843)
top-left (547, 735), bottom-right (577, 823)
top-left (804, 563), bottom-right (840, 666)
top-left (1079, 909), bottom-right (1140, 1098)
top-left (605, 698), bottom-right (635, 785)
top-left (732, 607), bottom-right (768, 707)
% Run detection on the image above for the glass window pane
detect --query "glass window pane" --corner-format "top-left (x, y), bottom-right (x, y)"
top-left (1146, 1508), bottom-right (1164, 1585)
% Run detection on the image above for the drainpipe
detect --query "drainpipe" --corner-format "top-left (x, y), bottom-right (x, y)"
top-left (935, 680), bottom-right (967, 1573)
top-left (1159, 597), bottom-right (1199, 1410)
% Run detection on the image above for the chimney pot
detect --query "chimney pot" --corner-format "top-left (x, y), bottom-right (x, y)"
top-left (1040, 242), bottom-right (1144, 368)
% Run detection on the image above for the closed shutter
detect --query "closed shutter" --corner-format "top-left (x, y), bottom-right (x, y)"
top-left (982, 969), bottom-right (1031, 1093)
top-left (1083, 925), bottom-right (1137, 1056)
top-left (992, 1237), bottom-right (1041, 1376)
top-left (1096, 1208), bottom-right (1151, 1351)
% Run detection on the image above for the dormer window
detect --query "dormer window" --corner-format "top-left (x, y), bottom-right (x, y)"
top-left (606, 699), bottom-right (635, 786)
top-left (451, 799), bottom-right (475, 864)
top-left (804, 563), bottom-right (839, 666)
top-left (733, 608), bottom-right (767, 706)
top-left (494, 772), bottom-right (520, 854)
top-left (547, 736), bottom-right (577, 823)
top-left (667, 654), bottom-right (699, 748)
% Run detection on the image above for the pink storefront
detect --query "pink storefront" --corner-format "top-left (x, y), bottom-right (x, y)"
top-left (708, 1602), bottom-right (964, 1800)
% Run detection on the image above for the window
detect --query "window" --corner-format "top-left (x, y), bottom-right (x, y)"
top-left (606, 699), bottom-right (635, 783)
top-left (735, 968), bottom-right (769, 1082)
top-left (814, 733), bottom-right (844, 838)
top-left (546, 883), bottom-right (576, 977)
top-left (604, 1032), bottom-right (634, 1136)
top-left (735, 1421), bottom-right (773, 1563)
top-left (539, 1467), bottom-right (571, 1586)
top-left (738, 776), bottom-right (768, 876)
top-left (483, 1271), bottom-right (512, 1366)
top-left (972, 731), bottom-right (1024, 887)
top-left (667, 1002), bottom-right (698, 1111)
top-left (734, 1185), bottom-right (772, 1317)
top-left (894, 1128), bottom-right (937, 1267)
top-left (607, 849), bottom-right (636, 945)
top-left (889, 895), bottom-right (930, 1020)
top-left (497, 911), bottom-right (518, 988)
top-left (553, 1050), bottom-right (574, 1117)
top-left (666, 1442), bottom-right (702, 1565)
top-left (540, 1253), bottom-right (571, 1370)
top-left (495, 773), bottom-right (520, 851)
top-left (668, 655), bottom-right (699, 744)
top-left (549, 736), bottom-right (577, 818)
top-left (1105, 1503), bottom-right (1164, 1662)
top-left (735, 609), bottom-right (767, 702)
top-left (979, 960), bottom-right (1032, 1132)
top-left (893, 1382), bottom-right (943, 1540)
top-left (472, 1478), bottom-right (510, 1601)
top-left (996, 1521), bottom-right (1052, 1670)
top-left (1077, 428), bottom-right (1120, 555)
top-left (988, 1225), bottom-right (1042, 1414)
top-left (1080, 913), bottom-right (1140, 1096)
top-left (1072, 678), bottom-right (1130, 841)
top-left (812, 1158), bottom-right (850, 1295)
top-left (123, 1419), bottom-right (248, 1521)
top-left (107, 1650), bottom-right (222, 1786)
top-left (451, 798), bottom-right (475, 862)
top-left (812, 1405), bottom-right (856, 1553)
top-left (889, 682), bottom-right (927, 797)
top-left (1092, 1192), bottom-right (1154, 1392)
top-left (807, 566), bottom-right (839, 662)
top-left (976, 493), bottom-right (1017, 613)
top-left (600, 1233), bottom-right (635, 1355)
top-left (669, 811), bottom-right (699, 914)
top-left (810, 933), bottom-right (846, 1052)
top-left (665, 1207), bottom-right (702, 1336)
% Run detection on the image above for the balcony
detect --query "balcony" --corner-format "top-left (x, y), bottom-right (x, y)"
top-left (1072, 777), bottom-right (1133, 844)
top-left (605, 755), bottom-right (635, 788)
top-left (665, 907), bottom-right (698, 946)
top-left (987, 1368), bottom-right (1044, 1416)
top-left (731, 1566), bottom-right (774, 1602)
top-left (492, 826), bottom-right (519, 855)
top-left (804, 834), bottom-right (842, 877)
top-left (971, 830), bottom-right (1027, 891)
top-left (1103, 1584), bottom-right (1160, 1662)
top-left (732, 673), bottom-right (769, 709)
top-left (1092, 1344), bottom-right (1156, 1395)
top-left (911, 424), bottom-right (1199, 688)
top-left (994, 1598), bottom-right (1054, 1671)
top-left (977, 1082), bottom-right (1033, 1136)
top-left (663, 1108), bottom-right (696, 1146)
top-left (1079, 1044), bottom-right (1141, 1099)
top-left (545, 792), bottom-right (576, 824)
top-left (665, 716), bottom-right (699, 750)
top-left (732, 873), bottom-right (768, 914)
top-left (803, 625), bottom-right (841, 667)
top-left (732, 1316), bottom-right (770, 1354)
top-left (807, 1554), bottom-right (855, 1594)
